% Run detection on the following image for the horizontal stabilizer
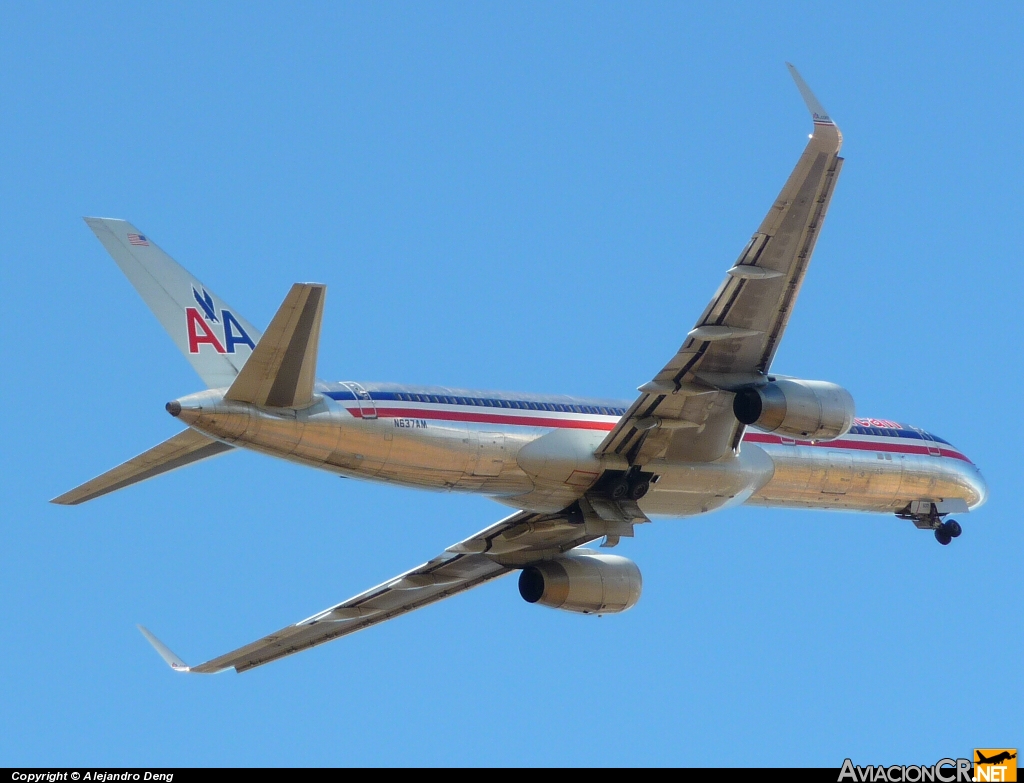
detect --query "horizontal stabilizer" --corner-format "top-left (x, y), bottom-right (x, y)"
top-left (225, 283), bottom-right (325, 408)
top-left (51, 428), bottom-right (232, 505)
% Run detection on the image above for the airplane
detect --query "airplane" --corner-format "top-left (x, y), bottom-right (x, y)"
top-left (53, 65), bottom-right (988, 674)
top-left (976, 752), bottom-right (1017, 765)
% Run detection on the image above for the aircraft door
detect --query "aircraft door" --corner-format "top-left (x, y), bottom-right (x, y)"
top-left (822, 452), bottom-right (853, 494)
top-left (472, 432), bottom-right (506, 477)
top-left (343, 382), bottom-right (377, 419)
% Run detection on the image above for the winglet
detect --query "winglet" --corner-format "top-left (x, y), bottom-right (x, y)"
top-left (786, 64), bottom-right (836, 126)
top-left (137, 625), bottom-right (193, 672)
top-left (786, 63), bottom-right (841, 149)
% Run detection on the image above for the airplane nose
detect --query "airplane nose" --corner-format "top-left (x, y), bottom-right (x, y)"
top-left (166, 400), bottom-right (182, 417)
top-left (970, 465), bottom-right (989, 510)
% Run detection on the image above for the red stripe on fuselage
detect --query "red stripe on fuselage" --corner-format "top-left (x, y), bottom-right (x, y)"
top-left (742, 432), bottom-right (971, 463)
top-left (344, 407), bottom-right (971, 462)
top-left (348, 406), bottom-right (618, 431)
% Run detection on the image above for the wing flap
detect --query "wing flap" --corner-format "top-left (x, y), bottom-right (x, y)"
top-left (51, 428), bottom-right (232, 505)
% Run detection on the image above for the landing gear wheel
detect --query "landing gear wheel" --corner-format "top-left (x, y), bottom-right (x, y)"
top-left (934, 527), bottom-right (952, 546)
top-left (610, 480), bottom-right (630, 500)
top-left (629, 480), bottom-right (650, 501)
top-left (944, 519), bottom-right (962, 538)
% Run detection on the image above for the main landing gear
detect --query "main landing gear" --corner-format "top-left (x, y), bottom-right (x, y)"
top-left (610, 475), bottom-right (650, 502)
top-left (605, 465), bottom-right (653, 502)
top-left (934, 519), bottom-right (962, 546)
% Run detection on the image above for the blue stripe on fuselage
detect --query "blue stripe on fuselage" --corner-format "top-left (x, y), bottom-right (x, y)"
top-left (319, 381), bottom-right (954, 445)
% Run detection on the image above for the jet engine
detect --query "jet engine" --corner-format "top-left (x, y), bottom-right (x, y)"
top-left (518, 552), bottom-right (642, 614)
top-left (732, 379), bottom-right (855, 441)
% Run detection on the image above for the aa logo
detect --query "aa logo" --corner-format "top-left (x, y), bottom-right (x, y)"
top-left (975, 749), bottom-right (1017, 782)
top-left (185, 286), bottom-right (255, 355)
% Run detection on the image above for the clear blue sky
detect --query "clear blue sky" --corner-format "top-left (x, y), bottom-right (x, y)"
top-left (2, 1), bottom-right (1020, 767)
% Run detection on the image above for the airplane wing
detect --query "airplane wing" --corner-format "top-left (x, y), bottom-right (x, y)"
top-left (596, 64), bottom-right (844, 466)
top-left (139, 508), bottom-right (606, 673)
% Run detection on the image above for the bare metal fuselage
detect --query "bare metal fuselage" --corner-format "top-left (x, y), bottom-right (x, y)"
top-left (172, 381), bottom-right (987, 524)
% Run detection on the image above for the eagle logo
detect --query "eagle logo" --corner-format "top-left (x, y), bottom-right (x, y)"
top-left (192, 286), bottom-right (219, 322)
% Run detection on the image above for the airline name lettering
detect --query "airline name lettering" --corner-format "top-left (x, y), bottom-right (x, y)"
top-left (186, 307), bottom-right (256, 354)
top-left (855, 417), bottom-right (902, 429)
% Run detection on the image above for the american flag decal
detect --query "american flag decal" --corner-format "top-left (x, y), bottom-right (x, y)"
top-left (127, 233), bottom-right (150, 246)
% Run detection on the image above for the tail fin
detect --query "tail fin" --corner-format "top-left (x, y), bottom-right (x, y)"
top-left (85, 218), bottom-right (263, 389)
top-left (51, 428), bottom-right (232, 505)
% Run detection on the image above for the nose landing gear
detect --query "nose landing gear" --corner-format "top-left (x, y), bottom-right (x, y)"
top-left (934, 518), bottom-right (962, 545)
top-left (896, 502), bottom-right (966, 545)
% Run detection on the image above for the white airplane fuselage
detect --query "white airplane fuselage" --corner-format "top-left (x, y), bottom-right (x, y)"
top-left (171, 381), bottom-right (987, 522)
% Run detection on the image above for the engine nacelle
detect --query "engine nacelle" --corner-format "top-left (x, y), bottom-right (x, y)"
top-left (732, 379), bottom-right (855, 441)
top-left (518, 552), bottom-right (642, 614)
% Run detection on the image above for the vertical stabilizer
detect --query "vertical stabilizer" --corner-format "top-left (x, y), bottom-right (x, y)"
top-left (84, 218), bottom-right (263, 389)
